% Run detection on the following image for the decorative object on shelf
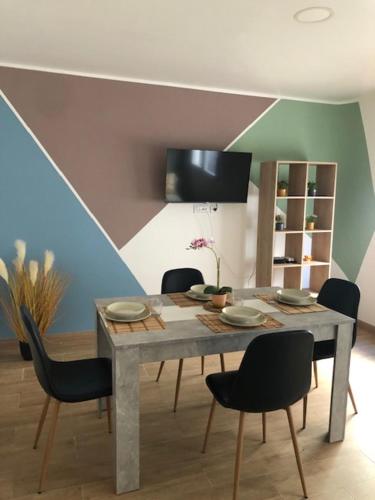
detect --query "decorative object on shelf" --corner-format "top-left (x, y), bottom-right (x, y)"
top-left (307, 181), bottom-right (317, 197)
top-left (306, 214), bottom-right (318, 230)
top-left (203, 285), bottom-right (233, 308)
top-left (275, 214), bottom-right (285, 231)
top-left (0, 240), bottom-right (67, 360)
top-left (187, 237), bottom-right (221, 287)
top-left (303, 255), bottom-right (313, 262)
top-left (277, 180), bottom-right (288, 197)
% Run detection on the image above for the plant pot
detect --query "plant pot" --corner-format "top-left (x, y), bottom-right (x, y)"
top-left (277, 188), bottom-right (287, 197)
top-left (275, 222), bottom-right (284, 231)
top-left (308, 188), bottom-right (317, 197)
top-left (19, 341), bottom-right (32, 361)
top-left (306, 222), bottom-right (315, 230)
top-left (212, 294), bottom-right (227, 308)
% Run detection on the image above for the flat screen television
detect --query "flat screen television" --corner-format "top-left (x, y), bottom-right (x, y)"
top-left (165, 149), bottom-right (252, 203)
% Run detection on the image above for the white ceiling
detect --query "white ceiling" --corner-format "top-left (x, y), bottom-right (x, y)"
top-left (1, 0), bottom-right (374, 103)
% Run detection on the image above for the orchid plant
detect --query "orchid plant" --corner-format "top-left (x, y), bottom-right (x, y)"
top-left (0, 240), bottom-right (67, 341)
top-left (187, 237), bottom-right (221, 288)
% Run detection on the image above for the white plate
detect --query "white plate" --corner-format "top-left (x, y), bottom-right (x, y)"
top-left (277, 289), bottom-right (312, 303)
top-left (185, 290), bottom-right (211, 302)
top-left (104, 308), bottom-right (151, 323)
top-left (276, 296), bottom-right (317, 307)
top-left (219, 313), bottom-right (266, 328)
top-left (106, 301), bottom-right (145, 319)
top-left (222, 306), bottom-right (262, 324)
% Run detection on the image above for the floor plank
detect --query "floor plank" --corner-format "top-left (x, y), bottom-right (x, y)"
top-left (0, 327), bottom-right (374, 499)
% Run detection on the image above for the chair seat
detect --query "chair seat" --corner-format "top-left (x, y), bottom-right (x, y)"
top-left (50, 357), bottom-right (112, 403)
top-left (313, 340), bottom-right (335, 361)
top-left (206, 370), bottom-right (238, 408)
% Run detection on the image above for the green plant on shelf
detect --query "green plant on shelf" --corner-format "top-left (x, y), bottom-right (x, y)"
top-left (306, 214), bottom-right (318, 230)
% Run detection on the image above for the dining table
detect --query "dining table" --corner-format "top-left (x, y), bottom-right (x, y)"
top-left (95, 286), bottom-right (355, 495)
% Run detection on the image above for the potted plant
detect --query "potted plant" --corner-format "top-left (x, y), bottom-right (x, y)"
top-left (306, 214), bottom-right (318, 230)
top-left (277, 180), bottom-right (288, 197)
top-left (275, 214), bottom-right (285, 231)
top-left (204, 285), bottom-right (233, 308)
top-left (308, 182), bottom-right (317, 197)
top-left (0, 240), bottom-right (67, 360)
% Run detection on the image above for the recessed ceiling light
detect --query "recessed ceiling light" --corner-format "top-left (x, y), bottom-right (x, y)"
top-left (294, 6), bottom-right (334, 23)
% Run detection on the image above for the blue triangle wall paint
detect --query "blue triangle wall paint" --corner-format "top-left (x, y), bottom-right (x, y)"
top-left (0, 96), bottom-right (144, 338)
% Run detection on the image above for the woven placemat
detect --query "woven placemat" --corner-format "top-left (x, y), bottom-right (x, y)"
top-left (167, 292), bottom-right (205, 308)
top-left (255, 294), bottom-right (327, 315)
top-left (101, 312), bottom-right (165, 334)
top-left (196, 314), bottom-right (284, 333)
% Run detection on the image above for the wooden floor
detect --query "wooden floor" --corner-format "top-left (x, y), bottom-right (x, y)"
top-left (1, 328), bottom-right (375, 500)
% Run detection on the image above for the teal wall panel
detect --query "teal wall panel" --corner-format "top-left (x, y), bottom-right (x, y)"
top-left (230, 99), bottom-right (375, 281)
top-left (0, 96), bottom-right (144, 339)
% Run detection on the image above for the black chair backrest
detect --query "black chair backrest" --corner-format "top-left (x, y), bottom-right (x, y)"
top-left (20, 305), bottom-right (55, 398)
top-left (161, 268), bottom-right (204, 294)
top-left (229, 331), bottom-right (314, 413)
top-left (318, 278), bottom-right (360, 345)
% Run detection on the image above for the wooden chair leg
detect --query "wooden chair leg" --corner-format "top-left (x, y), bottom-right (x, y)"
top-left (220, 353), bottom-right (226, 372)
top-left (156, 361), bottom-right (165, 382)
top-left (38, 399), bottom-right (61, 494)
top-left (201, 356), bottom-right (205, 375)
top-left (34, 395), bottom-right (50, 449)
top-left (173, 359), bottom-right (184, 412)
top-left (313, 361), bottom-right (318, 389)
top-left (106, 396), bottom-right (112, 434)
top-left (348, 383), bottom-right (358, 414)
top-left (262, 412), bottom-right (266, 443)
top-left (202, 397), bottom-right (216, 453)
top-left (286, 406), bottom-right (308, 499)
top-left (233, 412), bottom-right (245, 500)
top-left (302, 395), bottom-right (308, 430)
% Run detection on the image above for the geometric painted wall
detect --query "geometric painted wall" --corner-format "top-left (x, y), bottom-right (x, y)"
top-left (0, 95), bottom-right (144, 337)
top-left (0, 66), bottom-right (374, 337)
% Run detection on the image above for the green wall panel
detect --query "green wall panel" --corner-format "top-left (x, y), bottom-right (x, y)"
top-left (230, 99), bottom-right (375, 281)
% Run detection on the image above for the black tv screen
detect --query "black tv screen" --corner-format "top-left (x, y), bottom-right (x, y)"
top-left (165, 149), bottom-right (252, 203)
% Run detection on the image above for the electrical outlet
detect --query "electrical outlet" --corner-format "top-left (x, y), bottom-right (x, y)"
top-left (193, 203), bottom-right (210, 213)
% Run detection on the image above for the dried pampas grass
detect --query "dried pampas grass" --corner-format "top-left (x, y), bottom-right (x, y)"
top-left (0, 242), bottom-right (67, 341)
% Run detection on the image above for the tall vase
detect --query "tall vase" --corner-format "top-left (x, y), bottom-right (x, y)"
top-left (19, 341), bottom-right (32, 361)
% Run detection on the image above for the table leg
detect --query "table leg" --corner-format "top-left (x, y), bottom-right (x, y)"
top-left (113, 346), bottom-right (140, 494)
top-left (96, 312), bottom-right (111, 418)
top-left (328, 322), bottom-right (353, 443)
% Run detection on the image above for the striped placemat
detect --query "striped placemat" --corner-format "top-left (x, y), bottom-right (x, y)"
top-left (101, 312), bottom-right (165, 334)
top-left (167, 292), bottom-right (204, 307)
top-left (255, 294), bottom-right (327, 314)
top-left (196, 314), bottom-right (284, 333)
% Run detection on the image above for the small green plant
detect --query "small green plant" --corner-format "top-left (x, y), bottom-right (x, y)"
top-left (278, 180), bottom-right (288, 189)
top-left (275, 214), bottom-right (284, 222)
top-left (308, 182), bottom-right (316, 189)
top-left (204, 285), bottom-right (232, 296)
top-left (306, 214), bottom-right (318, 223)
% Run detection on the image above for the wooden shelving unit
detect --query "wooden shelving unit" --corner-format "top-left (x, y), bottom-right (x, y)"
top-left (256, 161), bottom-right (337, 292)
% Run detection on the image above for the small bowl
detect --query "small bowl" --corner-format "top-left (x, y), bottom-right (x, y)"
top-left (190, 284), bottom-right (214, 298)
top-left (222, 306), bottom-right (262, 324)
top-left (277, 289), bottom-right (312, 304)
top-left (106, 301), bottom-right (145, 319)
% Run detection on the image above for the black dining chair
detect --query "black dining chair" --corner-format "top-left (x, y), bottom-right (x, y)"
top-left (155, 267), bottom-right (225, 412)
top-left (20, 305), bottom-right (112, 493)
top-left (202, 330), bottom-right (313, 500)
top-left (302, 278), bottom-right (360, 429)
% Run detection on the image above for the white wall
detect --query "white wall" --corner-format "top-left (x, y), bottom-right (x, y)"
top-left (120, 182), bottom-right (260, 293)
top-left (358, 92), bottom-right (375, 325)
